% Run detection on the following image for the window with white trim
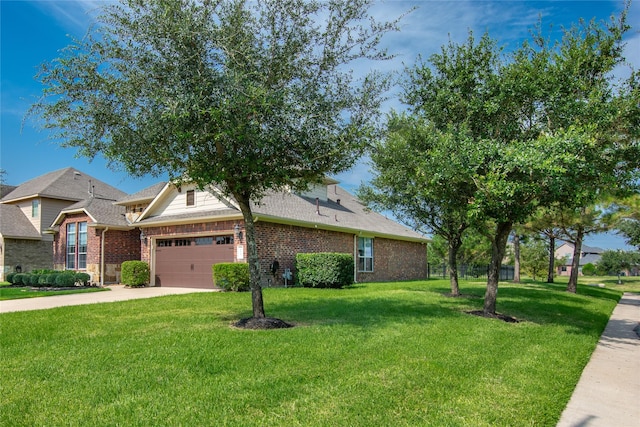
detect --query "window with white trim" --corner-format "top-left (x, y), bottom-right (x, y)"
top-left (32, 200), bottom-right (39, 218)
top-left (66, 221), bottom-right (88, 270)
top-left (357, 237), bottom-right (374, 272)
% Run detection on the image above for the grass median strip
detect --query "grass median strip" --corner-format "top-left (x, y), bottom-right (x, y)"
top-left (0, 279), bottom-right (625, 426)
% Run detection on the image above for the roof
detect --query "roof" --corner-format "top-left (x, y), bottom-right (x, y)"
top-left (114, 182), bottom-right (167, 205)
top-left (0, 185), bottom-right (17, 198)
top-left (136, 183), bottom-right (427, 243)
top-left (580, 253), bottom-right (602, 266)
top-left (0, 204), bottom-right (42, 239)
top-left (1, 167), bottom-right (126, 203)
top-left (52, 197), bottom-right (130, 229)
top-left (581, 245), bottom-right (604, 255)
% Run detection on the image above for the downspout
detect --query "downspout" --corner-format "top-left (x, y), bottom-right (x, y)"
top-left (353, 234), bottom-right (358, 283)
top-left (100, 227), bottom-right (109, 287)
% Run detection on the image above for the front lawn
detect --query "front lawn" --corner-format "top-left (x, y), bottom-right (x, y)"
top-left (0, 283), bottom-right (107, 300)
top-left (0, 280), bottom-right (620, 426)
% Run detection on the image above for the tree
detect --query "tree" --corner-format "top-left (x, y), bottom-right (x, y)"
top-left (30, 0), bottom-right (401, 322)
top-left (359, 113), bottom-right (480, 296)
top-left (597, 250), bottom-right (640, 283)
top-left (524, 207), bottom-right (565, 283)
top-left (520, 238), bottom-right (548, 281)
top-left (607, 194), bottom-right (640, 249)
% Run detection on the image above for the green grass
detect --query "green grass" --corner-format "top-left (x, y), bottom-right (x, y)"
top-left (0, 283), bottom-right (107, 300)
top-left (0, 280), bottom-right (621, 426)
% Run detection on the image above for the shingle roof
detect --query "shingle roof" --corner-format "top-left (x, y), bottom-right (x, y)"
top-left (581, 245), bottom-right (604, 255)
top-left (115, 182), bottom-right (166, 205)
top-left (0, 185), bottom-right (17, 199)
top-left (54, 197), bottom-right (130, 228)
top-left (1, 167), bottom-right (126, 203)
top-left (135, 184), bottom-right (426, 242)
top-left (0, 204), bottom-right (41, 239)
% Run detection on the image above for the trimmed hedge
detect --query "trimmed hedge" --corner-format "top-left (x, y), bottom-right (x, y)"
top-left (5, 270), bottom-right (92, 287)
top-left (296, 253), bottom-right (354, 289)
top-left (213, 263), bottom-right (250, 292)
top-left (121, 261), bottom-right (149, 287)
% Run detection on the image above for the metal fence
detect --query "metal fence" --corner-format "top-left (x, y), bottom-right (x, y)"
top-left (427, 263), bottom-right (515, 281)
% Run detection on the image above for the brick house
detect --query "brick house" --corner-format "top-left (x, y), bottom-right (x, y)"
top-left (0, 168), bottom-right (125, 281)
top-left (6, 168), bottom-right (428, 287)
top-left (122, 179), bottom-right (429, 288)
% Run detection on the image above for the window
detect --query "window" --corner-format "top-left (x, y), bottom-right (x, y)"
top-left (357, 237), bottom-right (373, 272)
top-left (195, 237), bottom-right (214, 246)
top-left (78, 222), bottom-right (88, 269)
top-left (174, 239), bottom-right (191, 247)
top-left (66, 222), bottom-right (88, 270)
top-left (186, 190), bottom-right (195, 206)
top-left (216, 236), bottom-right (234, 245)
top-left (32, 200), bottom-right (39, 217)
top-left (66, 223), bottom-right (76, 269)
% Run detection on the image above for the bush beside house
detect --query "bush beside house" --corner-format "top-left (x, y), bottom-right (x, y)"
top-left (121, 261), bottom-right (150, 287)
top-left (213, 263), bottom-right (250, 291)
top-left (296, 253), bottom-right (354, 288)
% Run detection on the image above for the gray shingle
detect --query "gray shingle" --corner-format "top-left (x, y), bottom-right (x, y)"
top-left (0, 204), bottom-right (41, 239)
top-left (1, 167), bottom-right (126, 203)
top-left (57, 198), bottom-right (129, 227)
top-left (115, 182), bottom-right (166, 205)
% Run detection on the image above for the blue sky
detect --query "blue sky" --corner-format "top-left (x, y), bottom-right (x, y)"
top-left (1, 0), bottom-right (638, 249)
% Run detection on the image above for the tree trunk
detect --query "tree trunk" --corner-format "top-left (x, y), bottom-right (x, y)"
top-left (447, 236), bottom-right (462, 296)
top-left (567, 226), bottom-right (584, 294)
top-left (236, 194), bottom-right (266, 318)
top-left (484, 221), bottom-right (513, 315)
top-left (513, 233), bottom-right (521, 283)
top-left (546, 235), bottom-right (555, 283)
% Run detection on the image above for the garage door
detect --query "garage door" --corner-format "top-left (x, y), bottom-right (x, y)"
top-left (154, 236), bottom-right (234, 288)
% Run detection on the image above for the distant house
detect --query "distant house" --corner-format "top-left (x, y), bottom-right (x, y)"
top-left (554, 242), bottom-right (604, 276)
top-left (0, 168), bottom-right (126, 281)
top-left (4, 168), bottom-right (428, 287)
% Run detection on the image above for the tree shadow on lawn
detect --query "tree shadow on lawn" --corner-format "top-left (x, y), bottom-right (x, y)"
top-left (230, 293), bottom-right (460, 330)
top-left (227, 282), bottom-right (618, 335)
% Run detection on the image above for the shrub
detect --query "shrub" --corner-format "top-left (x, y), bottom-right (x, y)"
top-left (213, 263), bottom-right (250, 291)
top-left (38, 275), bottom-right (49, 286)
top-left (55, 272), bottom-right (77, 287)
top-left (582, 263), bottom-right (597, 276)
top-left (12, 273), bottom-right (26, 285)
top-left (296, 253), bottom-right (354, 289)
top-left (75, 273), bottom-right (91, 286)
top-left (6, 272), bottom-right (16, 284)
top-left (27, 274), bottom-right (41, 286)
top-left (121, 261), bottom-right (149, 287)
top-left (45, 273), bottom-right (60, 286)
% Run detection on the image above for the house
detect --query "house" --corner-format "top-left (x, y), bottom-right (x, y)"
top-left (0, 168), bottom-right (126, 281)
top-left (554, 242), bottom-right (604, 276)
top-left (123, 179), bottom-right (429, 288)
top-left (9, 168), bottom-right (428, 288)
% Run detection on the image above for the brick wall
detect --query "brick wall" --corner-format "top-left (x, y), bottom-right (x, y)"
top-left (1, 238), bottom-right (53, 280)
top-left (254, 221), bottom-right (427, 286)
top-left (54, 213), bottom-right (140, 284)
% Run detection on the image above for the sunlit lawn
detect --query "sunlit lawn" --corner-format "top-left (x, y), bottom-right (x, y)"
top-left (0, 279), bottom-right (621, 426)
top-left (0, 282), bottom-right (107, 300)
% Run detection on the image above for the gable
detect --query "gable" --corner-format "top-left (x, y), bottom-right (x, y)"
top-left (140, 183), bottom-right (238, 222)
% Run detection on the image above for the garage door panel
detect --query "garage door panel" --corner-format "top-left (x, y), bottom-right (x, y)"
top-left (155, 236), bottom-right (235, 288)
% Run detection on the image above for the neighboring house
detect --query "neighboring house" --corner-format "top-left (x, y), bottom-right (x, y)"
top-left (555, 242), bottom-right (604, 276)
top-left (0, 168), bottom-right (126, 281)
top-left (118, 179), bottom-right (429, 288)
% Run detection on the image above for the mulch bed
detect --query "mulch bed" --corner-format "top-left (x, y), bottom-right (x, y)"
top-left (6, 284), bottom-right (99, 291)
top-left (234, 317), bottom-right (294, 330)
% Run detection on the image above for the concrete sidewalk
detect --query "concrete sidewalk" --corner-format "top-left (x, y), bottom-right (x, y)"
top-left (556, 292), bottom-right (640, 427)
top-left (0, 285), bottom-right (217, 313)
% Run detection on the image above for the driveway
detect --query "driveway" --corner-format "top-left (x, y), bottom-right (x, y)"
top-left (0, 285), bottom-right (217, 313)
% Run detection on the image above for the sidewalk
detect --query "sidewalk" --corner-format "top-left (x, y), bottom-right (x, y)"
top-left (556, 292), bottom-right (640, 427)
top-left (0, 285), bottom-right (216, 313)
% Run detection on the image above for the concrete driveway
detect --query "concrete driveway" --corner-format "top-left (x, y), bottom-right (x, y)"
top-left (0, 285), bottom-right (217, 313)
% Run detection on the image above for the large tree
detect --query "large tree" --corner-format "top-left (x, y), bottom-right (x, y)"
top-left (359, 113), bottom-right (480, 296)
top-left (30, 0), bottom-right (401, 321)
